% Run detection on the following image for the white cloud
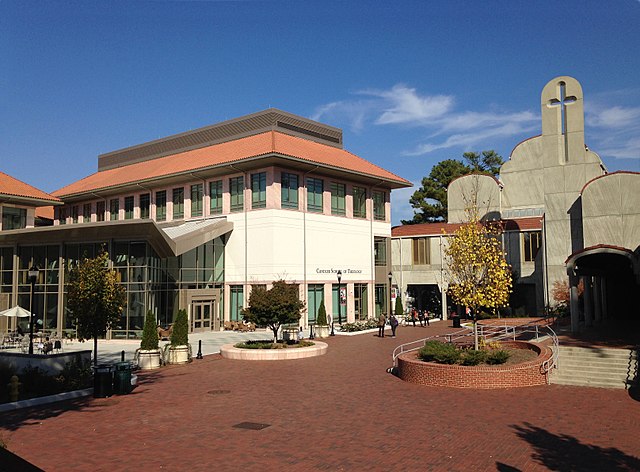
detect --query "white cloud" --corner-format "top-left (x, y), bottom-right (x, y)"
top-left (598, 136), bottom-right (640, 160)
top-left (312, 83), bottom-right (538, 156)
top-left (586, 105), bottom-right (640, 128)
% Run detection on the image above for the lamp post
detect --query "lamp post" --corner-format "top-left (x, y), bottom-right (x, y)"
top-left (27, 266), bottom-right (39, 355)
top-left (388, 271), bottom-right (393, 318)
top-left (331, 270), bottom-right (342, 336)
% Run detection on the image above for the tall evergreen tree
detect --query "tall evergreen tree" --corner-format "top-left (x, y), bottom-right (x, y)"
top-left (402, 151), bottom-right (504, 224)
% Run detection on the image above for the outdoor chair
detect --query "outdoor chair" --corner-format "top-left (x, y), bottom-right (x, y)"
top-left (20, 335), bottom-right (29, 353)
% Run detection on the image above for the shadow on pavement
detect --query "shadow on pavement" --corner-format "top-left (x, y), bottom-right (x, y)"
top-left (0, 446), bottom-right (44, 471)
top-left (510, 422), bottom-right (640, 471)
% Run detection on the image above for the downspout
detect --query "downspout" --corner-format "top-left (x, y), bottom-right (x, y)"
top-left (302, 166), bottom-right (320, 327)
top-left (542, 213), bottom-right (550, 315)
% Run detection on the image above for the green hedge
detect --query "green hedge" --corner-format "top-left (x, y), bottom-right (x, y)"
top-left (418, 340), bottom-right (510, 366)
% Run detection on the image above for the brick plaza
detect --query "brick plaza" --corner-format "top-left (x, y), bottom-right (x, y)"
top-left (1, 322), bottom-right (639, 471)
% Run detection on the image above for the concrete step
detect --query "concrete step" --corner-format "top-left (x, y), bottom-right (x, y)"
top-left (551, 376), bottom-right (629, 389)
top-left (558, 349), bottom-right (637, 360)
top-left (557, 363), bottom-right (632, 374)
top-left (552, 370), bottom-right (630, 382)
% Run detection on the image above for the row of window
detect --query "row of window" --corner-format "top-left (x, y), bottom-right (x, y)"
top-left (408, 231), bottom-right (542, 266)
top-left (57, 173), bottom-right (387, 224)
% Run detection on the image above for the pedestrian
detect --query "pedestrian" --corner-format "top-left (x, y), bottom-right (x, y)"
top-left (418, 309), bottom-right (425, 327)
top-left (390, 314), bottom-right (398, 337)
top-left (411, 308), bottom-right (417, 327)
top-left (378, 312), bottom-right (386, 337)
top-left (424, 309), bottom-right (430, 327)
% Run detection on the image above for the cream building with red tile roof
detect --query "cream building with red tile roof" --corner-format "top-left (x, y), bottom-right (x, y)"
top-left (0, 109), bottom-right (411, 338)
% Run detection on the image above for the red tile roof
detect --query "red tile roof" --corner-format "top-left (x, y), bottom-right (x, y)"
top-left (53, 131), bottom-right (411, 197)
top-left (391, 216), bottom-right (542, 237)
top-left (0, 171), bottom-right (61, 204)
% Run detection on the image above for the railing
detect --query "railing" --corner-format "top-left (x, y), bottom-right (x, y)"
top-left (391, 320), bottom-right (559, 383)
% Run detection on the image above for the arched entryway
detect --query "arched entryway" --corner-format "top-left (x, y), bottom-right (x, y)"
top-left (566, 245), bottom-right (640, 333)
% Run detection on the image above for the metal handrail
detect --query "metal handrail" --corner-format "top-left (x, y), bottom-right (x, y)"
top-left (391, 321), bottom-right (559, 383)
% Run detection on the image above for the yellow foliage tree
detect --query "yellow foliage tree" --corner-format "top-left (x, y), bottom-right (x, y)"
top-left (444, 206), bottom-right (512, 349)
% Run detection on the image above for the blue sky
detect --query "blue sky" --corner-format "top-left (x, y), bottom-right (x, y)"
top-left (1, 0), bottom-right (639, 225)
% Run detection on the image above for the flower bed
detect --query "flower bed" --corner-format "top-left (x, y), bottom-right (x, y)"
top-left (220, 341), bottom-right (328, 361)
top-left (397, 341), bottom-right (553, 389)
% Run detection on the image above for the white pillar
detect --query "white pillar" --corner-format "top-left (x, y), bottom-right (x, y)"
top-left (440, 284), bottom-right (448, 320)
top-left (569, 275), bottom-right (580, 333)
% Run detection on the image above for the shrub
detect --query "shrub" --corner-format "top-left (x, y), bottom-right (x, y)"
top-left (460, 349), bottom-right (487, 366)
top-left (170, 309), bottom-right (189, 346)
top-left (418, 341), bottom-right (460, 364)
top-left (234, 340), bottom-right (315, 349)
top-left (316, 300), bottom-right (328, 326)
top-left (140, 310), bottom-right (159, 351)
top-left (486, 350), bottom-right (510, 365)
top-left (340, 319), bottom-right (379, 332)
top-left (55, 357), bottom-right (93, 391)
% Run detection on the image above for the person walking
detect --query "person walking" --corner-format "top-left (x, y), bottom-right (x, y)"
top-left (424, 309), bottom-right (430, 327)
top-left (390, 314), bottom-right (399, 337)
top-left (378, 312), bottom-right (386, 337)
top-left (411, 308), bottom-right (417, 327)
top-left (418, 310), bottom-right (425, 327)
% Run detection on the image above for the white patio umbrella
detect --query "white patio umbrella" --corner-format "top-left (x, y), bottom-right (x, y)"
top-left (0, 306), bottom-right (32, 318)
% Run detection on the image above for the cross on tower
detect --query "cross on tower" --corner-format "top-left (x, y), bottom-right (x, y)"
top-left (548, 81), bottom-right (577, 162)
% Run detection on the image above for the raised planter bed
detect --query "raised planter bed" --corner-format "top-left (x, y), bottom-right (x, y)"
top-left (397, 341), bottom-right (553, 389)
top-left (220, 341), bottom-right (328, 361)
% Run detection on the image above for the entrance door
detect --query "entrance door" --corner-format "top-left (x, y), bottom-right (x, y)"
top-left (192, 300), bottom-right (219, 332)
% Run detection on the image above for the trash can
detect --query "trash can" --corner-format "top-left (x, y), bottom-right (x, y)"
top-left (113, 362), bottom-right (132, 395)
top-left (452, 316), bottom-right (461, 328)
top-left (93, 364), bottom-right (114, 398)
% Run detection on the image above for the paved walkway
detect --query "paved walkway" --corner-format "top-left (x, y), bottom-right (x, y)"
top-left (1, 322), bottom-right (639, 471)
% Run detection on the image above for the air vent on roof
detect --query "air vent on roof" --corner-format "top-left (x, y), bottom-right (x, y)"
top-left (276, 121), bottom-right (341, 144)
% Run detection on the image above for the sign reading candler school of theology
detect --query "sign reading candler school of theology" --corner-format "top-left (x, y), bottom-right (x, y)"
top-left (315, 268), bottom-right (363, 275)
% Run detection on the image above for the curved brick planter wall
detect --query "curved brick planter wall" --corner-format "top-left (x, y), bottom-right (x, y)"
top-left (397, 341), bottom-right (553, 389)
top-left (220, 341), bottom-right (328, 360)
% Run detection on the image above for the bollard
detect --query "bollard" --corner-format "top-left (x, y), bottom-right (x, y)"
top-left (8, 375), bottom-right (21, 402)
top-left (309, 324), bottom-right (315, 340)
top-left (330, 322), bottom-right (335, 336)
top-left (196, 339), bottom-right (203, 359)
top-left (121, 350), bottom-right (125, 362)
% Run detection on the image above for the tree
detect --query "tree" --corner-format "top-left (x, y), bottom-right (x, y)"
top-left (444, 205), bottom-right (512, 350)
top-left (170, 309), bottom-right (189, 347)
top-left (140, 310), bottom-right (159, 351)
top-left (67, 251), bottom-right (127, 366)
top-left (242, 280), bottom-right (305, 342)
top-left (402, 151), bottom-right (504, 224)
top-left (316, 300), bottom-right (328, 326)
top-left (394, 296), bottom-right (404, 317)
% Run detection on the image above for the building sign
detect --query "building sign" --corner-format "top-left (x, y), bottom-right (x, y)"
top-left (315, 268), bottom-right (363, 275)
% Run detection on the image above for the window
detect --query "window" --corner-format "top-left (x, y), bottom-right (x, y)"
top-left (96, 201), bottom-right (105, 222)
top-left (374, 237), bottom-right (387, 266)
top-left (83, 203), bottom-right (92, 223)
top-left (523, 231), bottom-right (542, 262)
top-left (353, 186), bottom-right (366, 218)
top-left (412, 237), bottom-right (430, 265)
top-left (354, 283), bottom-right (368, 320)
top-left (331, 182), bottom-right (346, 216)
top-left (191, 184), bottom-right (203, 217)
top-left (251, 172), bottom-right (266, 209)
top-left (172, 187), bottom-right (184, 219)
top-left (155, 191), bottom-right (166, 221)
top-left (307, 284), bottom-right (324, 323)
top-left (373, 191), bottom-right (385, 221)
top-left (209, 180), bottom-right (222, 214)
top-left (124, 196), bottom-right (134, 220)
top-left (110, 199), bottom-right (119, 221)
top-left (281, 173), bottom-right (298, 209)
top-left (2, 207), bottom-right (26, 230)
top-left (374, 284), bottom-right (388, 316)
top-left (332, 284), bottom-right (347, 323)
top-left (306, 177), bottom-right (323, 213)
top-left (72, 205), bottom-right (79, 224)
top-left (58, 207), bottom-right (67, 225)
top-left (230, 176), bottom-right (244, 212)
top-left (230, 285), bottom-right (244, 321)
top-left (139, 194), bottom-right (150, 219)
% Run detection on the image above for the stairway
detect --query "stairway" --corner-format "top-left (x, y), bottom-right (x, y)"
top-left (551, 346), bottom-right (639, 389)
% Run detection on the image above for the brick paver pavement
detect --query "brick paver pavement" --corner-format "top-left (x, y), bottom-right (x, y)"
top-left (1, 322), bottom-right (639, 471)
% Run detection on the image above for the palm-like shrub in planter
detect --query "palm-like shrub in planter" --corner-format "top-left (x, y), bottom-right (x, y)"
top-left (315, 300), bottom-right (330, 338)
top-left (137, 311), bottom-right (162, 370)
top-left (166, 309), bottom-right (191, 364)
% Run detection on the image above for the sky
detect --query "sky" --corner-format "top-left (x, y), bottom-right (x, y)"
top-left (1, 0), bottom-right (639, 225)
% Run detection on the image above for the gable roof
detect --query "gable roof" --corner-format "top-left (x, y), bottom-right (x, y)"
top-left (0, 171), bottom-right (61, 205)
top-left (53, 131), bottom-right (411, 198)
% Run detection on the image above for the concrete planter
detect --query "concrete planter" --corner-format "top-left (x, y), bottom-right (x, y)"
top-left (315, 325), bottom-right (330, 338)
top-left (165, 345), bottom-right (190, 365)
top-left (137, 349), bottom-right (162, 370)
